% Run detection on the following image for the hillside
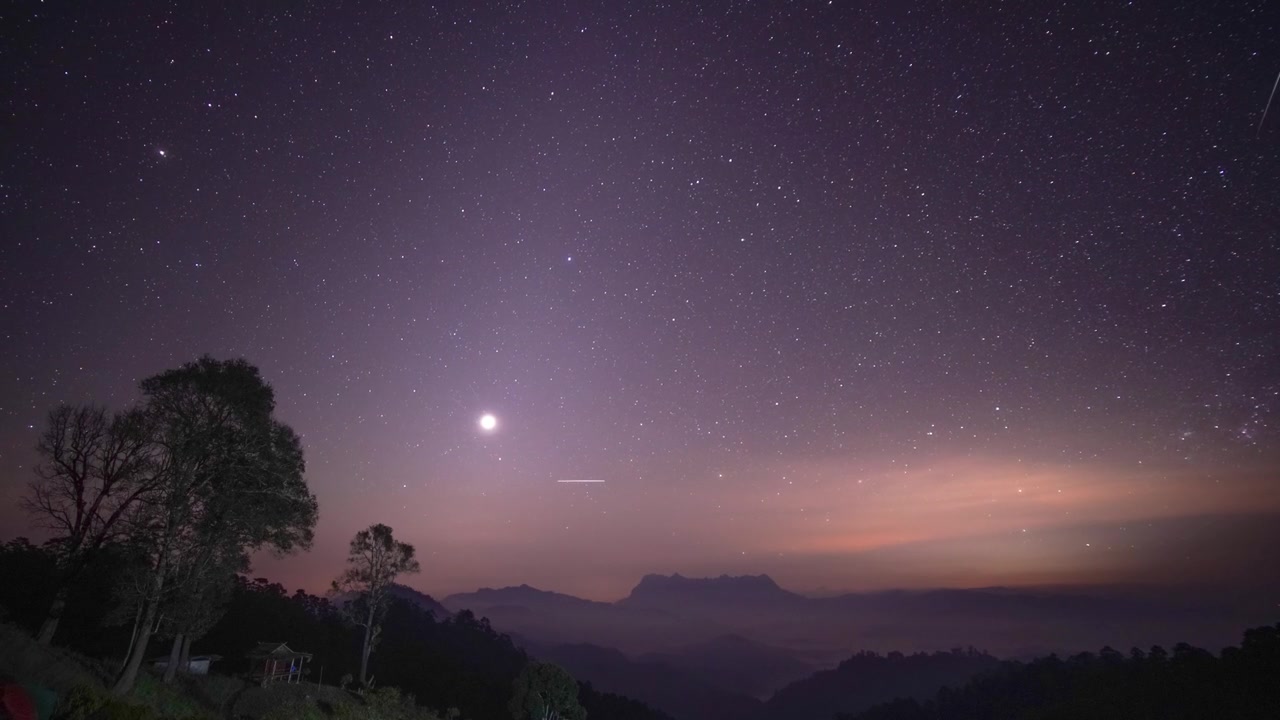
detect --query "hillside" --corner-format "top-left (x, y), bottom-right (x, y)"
top-left (0, 546), bottom-right (673, 720)
top-left (529, 642), bottom-right (766, 720)
top-left (764, 649), bottom-right (1000, 720)
top-left (0, 621), bottom-right (364, 720)
top-left (638, 634), bottom-right (813, 698)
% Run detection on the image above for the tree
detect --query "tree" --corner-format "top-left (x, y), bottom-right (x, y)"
top-left (509, 662), bottom-right (586, 720)
top-left (22, 404), bottom-right (156, 645)
top-left (155, 420), bottom-right (314, 684)
top-left (111, 357), bottom-right (318, 695)
top-left (332, 523), bottom-right (420, 685)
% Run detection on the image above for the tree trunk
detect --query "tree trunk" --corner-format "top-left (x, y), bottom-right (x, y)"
top-left (179, 635), bottom-right (192, 674)
top-left (114, 552), bottom-right (168, 695)
top-left (359, 602), bottom-right (377, 685)
top-left (113, 595), bottom-right (159, 695)
top-left (120, 603), bottom-right (144, 673)
top-left (162, 633), bottom-right (183, 683)
top-left (359, 623), bottom-right (372, 685)
top-left (36, 585), bottom-right (69, 646)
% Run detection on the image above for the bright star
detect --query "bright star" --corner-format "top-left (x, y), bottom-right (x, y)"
top-left (479, 413), bottom-right (497, 431)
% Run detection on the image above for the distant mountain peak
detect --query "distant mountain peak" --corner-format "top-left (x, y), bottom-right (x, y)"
top-left (443, 583), bottom-right (610, 613)
top-left (621, 573), bottom-right (799, 608)
top-left (633, 573), bottom-right (782, 590)
top-left (457, 584), bottom-right (560, 600)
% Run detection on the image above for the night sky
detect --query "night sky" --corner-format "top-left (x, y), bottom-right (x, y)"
top-left (2, 2), bottom-right (1278, 602)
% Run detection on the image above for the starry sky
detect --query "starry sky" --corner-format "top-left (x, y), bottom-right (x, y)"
top-left (2, 1), bottom-right (1278, 602)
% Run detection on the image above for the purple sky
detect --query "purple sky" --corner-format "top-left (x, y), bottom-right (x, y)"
top-left (2, 1), bottom-right (1278, 601)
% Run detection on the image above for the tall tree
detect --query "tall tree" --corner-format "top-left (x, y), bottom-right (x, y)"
top-left (111, 357), bottom-right (318, 695)
top-left (22, 404), bottom-right (156, 645)
top-left (157, 420), bottom-right (314, 683)
top-left (509, 662), bottom-right (587, 720)
top-left (333, 523), bottom-right (420, 685)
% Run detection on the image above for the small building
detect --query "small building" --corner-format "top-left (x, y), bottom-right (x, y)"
top-left (247, 642), bottom-right (313, 686)
top-left (151, 655), bottom-right (222, 676)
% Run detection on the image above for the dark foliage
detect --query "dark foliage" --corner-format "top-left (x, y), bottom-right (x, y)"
top-left (0, 538), bottom-right (136, 658)
top-left (370, 601), bottom-right (673, 720)
top-left (370, 603), bottom-right (528, 720)
top-left (578, 682), bottom-right (676, 720)
top-left (765, 648), bottom-right (1000, 720)
top-left (0, 538), bottom-right (58, 629)
top-left (845, 624), bottom-right (1280, 720)
top-left (200, 576), bottom-right (359, 680)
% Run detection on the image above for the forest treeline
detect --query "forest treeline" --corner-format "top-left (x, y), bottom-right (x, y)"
top-left (841, 624), bottom-right (1280, 720)
top-left (0, 538), bottom-right (670, 720)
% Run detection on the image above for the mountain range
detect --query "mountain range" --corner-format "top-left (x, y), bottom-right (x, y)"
top-left (445, 573), bottom-right (1250, 661)
top-left (439, 573), bottom-right (1271, 720)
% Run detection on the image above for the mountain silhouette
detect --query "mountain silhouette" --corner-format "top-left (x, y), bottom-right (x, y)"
top-left (331, 582), bottom-right (451, 618)
top-left (438, 572), bottom-right (1268, 717)
top-left (443, 582), bottom-right (726, 653)
top-left (445, 583), bottom-right (611, 613)
top-left (620, 574), bottom-right (805, 610)
top-left (451, 573), bottom-right (1264, 660)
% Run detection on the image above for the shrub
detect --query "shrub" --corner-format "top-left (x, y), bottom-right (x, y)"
top-left (94, 698), bottom-right (158, 720)
top-left (261, 697), bottom-right (328, 720)
top-left (54, 685), bottom-right (107, 720)
top-left (128, 673), bottom-right (213, 719)
top-left (51, 685), bottom-right (162, 720)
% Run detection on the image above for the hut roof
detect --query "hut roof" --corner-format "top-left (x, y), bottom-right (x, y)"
top-left (247, 642), bottom-right (313, 660)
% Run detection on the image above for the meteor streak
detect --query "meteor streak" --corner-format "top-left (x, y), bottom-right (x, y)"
top-left (1258, 70), bottom-right (1280, 138)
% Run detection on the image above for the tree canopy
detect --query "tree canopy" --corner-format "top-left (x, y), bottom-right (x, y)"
top-left (111, 356), bottom-right (318, 694)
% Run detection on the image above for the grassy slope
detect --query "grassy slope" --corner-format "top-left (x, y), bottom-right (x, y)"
top-left (0, 623), bottom-right (375, 719)
top-left (0, 623), bottom-right (220, 718)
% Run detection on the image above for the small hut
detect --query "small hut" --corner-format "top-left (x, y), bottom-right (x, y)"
top-left (247, 642), bottom-right (312, 686)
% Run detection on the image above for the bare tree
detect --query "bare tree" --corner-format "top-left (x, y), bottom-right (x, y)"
top-left (333, 523), bottom-right (420, 685)
top-left (23, 404), bottom-right (156, 645)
